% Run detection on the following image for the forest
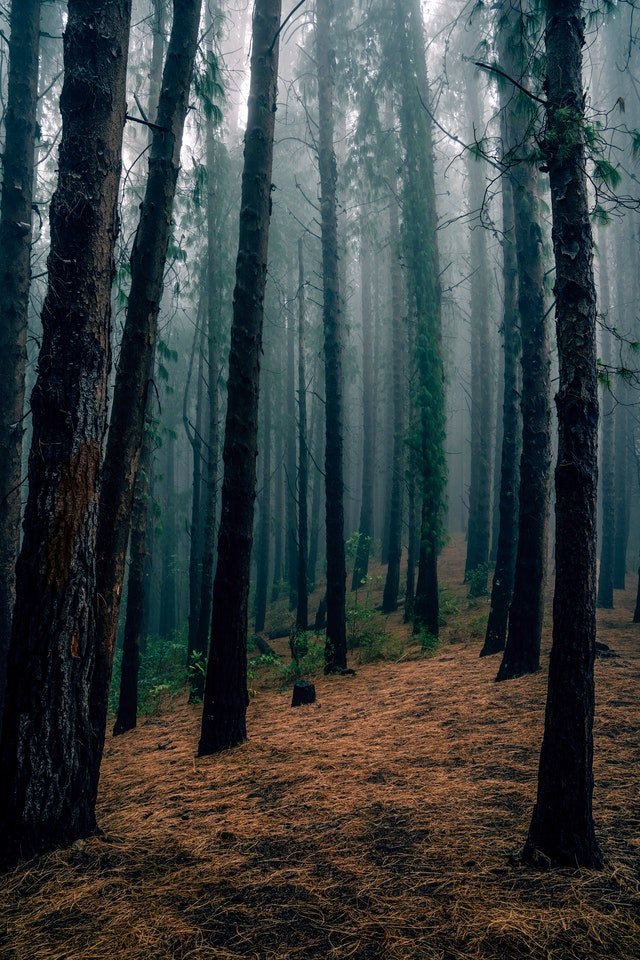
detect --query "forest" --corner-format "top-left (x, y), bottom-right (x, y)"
top-left (0, 0), bottom-right (638, 957)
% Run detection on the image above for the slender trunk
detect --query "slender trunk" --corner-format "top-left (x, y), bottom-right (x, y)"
top-left (596, 232), bottom-right (614, 608)
top-left (285, 293), bottom-right (298, 608)
top-left (496, 3), bottom-right (552, 681)
top-left (523, 0), bottom-right (602, 868)
top-left (490, 335), bottom-right (505, 564)
top-left (481, 61), bottom-right (522, 656)
top-left (192, 76), bottom-right (221, 699)
top-left (186, 310), bottom-right (206, 662)
top-left (254, 368), bottom-right (271, 634)
top-left (316, 0), bottom-right (347, 673)
top-left (307, 382), bottom-right (323, 590)
top-left (464, 73), bottom-right (493, 587)
top-left (0, 0), bottom-right (131, 859)
top-left (272, 387), bottom-right (284, 601)
top-left (382, 191), bottom-right (405, 613)
top-left (351, 242), bottom-right (374, 590)
top-left (0, 0), bottom-right (41, 719)
top-left (89, 0), bottom-right (202, 794)
top-left (113, 420), bottom-right (153, 736)
top-left (198, 0), bottom-right (282, 754)
top-left (159, 435), bottom-right (177, 638)
top-left (296, 239), bottom-right (309, 630)
top-left (613, 391), bottom-right (627, 589)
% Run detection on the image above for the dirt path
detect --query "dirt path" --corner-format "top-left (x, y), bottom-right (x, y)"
top-left (1, 538), bottom-right (638, 959)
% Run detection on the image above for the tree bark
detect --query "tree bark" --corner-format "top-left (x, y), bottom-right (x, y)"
top-left (382, 188), bottom-right (405, 613)
top-left (316, 0), bottom-right (348, 673)
top-left (285, 287), bottom-right (298, 610)
top-left (88, 0), bottom-right (202, 797)
top-left (496, 2), bottom-right (552, 681)
top-left (296, 238), bottom-right (309, 630)
top-left (351, 240), bottom-right (375, 591)
top-left (198, 0), bottom-right (282, 755)
top-left (0, 0), bottom-right (131, 860)
top-left (596, 232), bottom-right (614, 609)
top-left (0, 0), bottom-right (41, 720)
top-left (523, 0), bottom-right (602, 869)
top-left (185, 306), bottom-right (206, 662)
top-left (254, 366), bottom-right (271, 634)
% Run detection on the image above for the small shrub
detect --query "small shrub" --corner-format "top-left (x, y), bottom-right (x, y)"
top-left (419, 629), bottom-right (439, 657)
top-left (467, 563), bottom-right (490, 599)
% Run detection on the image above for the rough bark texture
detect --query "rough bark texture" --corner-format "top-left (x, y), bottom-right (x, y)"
top-left (192, 92), bottom-right (221, 700)
top-left (0, 0), bottom-right (131, 860)
top-left (254, 367), bottom-right (271, 634)
top-left (89, 0), bottom-right (202, 797)
top-left (464, 72), bottom-right (493, 587)
top-left (523, 0), bottom-right (602, 869)
top-left (613, 393), bottom-right (627, 590)
top-left (307, 385), bottom-right (324, 590)
top-left (285, 293), bottom-right (298, 609)
top-left (596, 234), bottom-right (614, 609)
top-left (496, 2), bottom-right (552, 681)
top-left (316, 0), bottom-right (348, 673)
top-left (198, 0), bottom-right (282, 754)
top-left (351, 242), bottom-right (375, 591)
top-left (296, 239), bottom-right (309, 630)
top-left (0, 0), bottom-right (41, 719)
top-left (186, 311), bottom-right (206, 663)
top-left (382, 191), bottom-right (405, 613)
top-left (113, 422), bottom-right (153, 736)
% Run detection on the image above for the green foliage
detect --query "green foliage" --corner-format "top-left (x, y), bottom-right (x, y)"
top-left (593, 158), bottom-right (621, 191)
top-left (438, 589), bottom-right (460, 626)
top-left (109, 631), bottom-right (188, 717)
top-left (467, 563), bottom-right (490, 599)
top-left (278, 633), bottom-right (326, 683)
top-left (347, 606), bottom-right (402, 664)
top-left (418, 628), bottom-right (439, 657)
top-left (193, 49), bottom-right (225, 126)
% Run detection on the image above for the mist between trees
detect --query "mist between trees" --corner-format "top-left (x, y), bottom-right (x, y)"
top-left (0, 0), bottom-right (638, 890)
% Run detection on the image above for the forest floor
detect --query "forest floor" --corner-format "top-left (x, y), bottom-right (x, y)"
top-left (0, 537), bottom-right (639, 960)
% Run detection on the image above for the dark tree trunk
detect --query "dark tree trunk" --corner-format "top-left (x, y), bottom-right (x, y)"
top-left (404, 474), bottom-right (418, 624)
top-left (0, 0), bottom-right (41, 719)
top-left (613, 396), bottom-right (627, 590)
top-left (307, 381), bottom-right (324, 590)
top-left (0, 0), bottom-right (131, 860)
top-left (254, 367), bottom-right (271, 634)
top-left (490, 340), bottom-right (505, 565)
top-left (481, 20), bottom-right (523, 656)
top-left (198, 0), bottom-right (282, 755)
top-left (391, 0), bottom-right (445, 638)
top-left (464, 72), bottom-right (493, 588)
top-left (596, 233), bottom-right (614, 609)
top-left (382, 190), bottom-right (405, 613)
top-left (113, 420), bottom-right (154, 736)
top-left (192, 81), bottom-right (221, 700)
top-left (523, 0), bottom-right (602, 869)
top-left (316, 0), bottom-right (347, 673)
top-left (159, 435), bottom-right (177, 639)
top-left (296, 238), bottom-right (309, 630)
top-left (285, 290), bottom-right (298, 610)
top-left (89, 0), bottom-right (202, 796)
top-left (496, 4), bottom-right (552, 682)
top-left (272, 359), bottom-right (284, 601)
top-left (351, 241), bottom-right (375, 591)
top-left (185, 308), bottom-right (206, 662)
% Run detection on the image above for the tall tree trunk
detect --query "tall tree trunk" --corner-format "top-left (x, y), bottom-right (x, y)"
top-left (596, 232), bottom-right (614, 609)
top-left (185, 308), bottom-right (206, 663)
top-left (192, 63), bottom-right (221, 700)
top-left (159, 434), bottom-right (177, 638)
top-left (254, 367), bottom-right (271, 634)
top-left (0, 0), bottom-right (131, 860)
top-left (496, 2), bottom-right (552, 681)
top-left (316, 0), bottom-right (347, 673)
top-left (271, 383), bottom-right (284, 601)
top-left (382, 190), bottom-right (405, 613)
top-left (89, 0), bottom-right (202, 797)
top-left (481, 43), bottom-right (522, 656)
top-left (613, 389), bottom-right (627, 589)
top-left (285, 291), bottom-right (298, 609)
top-left (113, 418), bottom-right (154, 736)
top-left (523, 0), bottom-right (602, 869)
top-left (307, 380), bottom-right (323, 590)
top-left (0, 0), bottom-right (41, 719)
top-left (391, 0), bottom-right (445, 638)
top-left (464, 71), bottom-right (493, 589)
top-left (296, 238), bottom-right (309, 630)
top-left (351, 241), bottom-right (375, 591)
top-left (198, 0), bottom-right (282, 755)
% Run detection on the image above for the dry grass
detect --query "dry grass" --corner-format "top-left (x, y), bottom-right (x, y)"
top-left (0, 537), bottom-right (638, 959)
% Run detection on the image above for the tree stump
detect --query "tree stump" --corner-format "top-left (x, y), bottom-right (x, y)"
top-left (291, 680), bottom-right (316, 707)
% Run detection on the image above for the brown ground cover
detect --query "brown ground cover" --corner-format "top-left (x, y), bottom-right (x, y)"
top-left (0, 537), bottom-right (638, 959)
